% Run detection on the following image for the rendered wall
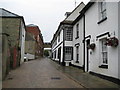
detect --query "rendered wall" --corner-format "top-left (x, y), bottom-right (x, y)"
top-left (85, 2), bottom-right (119, 79)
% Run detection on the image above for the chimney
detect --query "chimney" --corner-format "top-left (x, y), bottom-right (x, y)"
top-left (65, 12), bottom-right (71, 18)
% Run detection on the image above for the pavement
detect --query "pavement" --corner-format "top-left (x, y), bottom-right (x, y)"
top-left (2, 58), bottom-right (83, 88)
top-left (51, 60), bottom-right (120, 88)
top-left (2, 58), bottom-right (120, 89)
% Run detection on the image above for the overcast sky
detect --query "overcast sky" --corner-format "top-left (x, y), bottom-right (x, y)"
top-left (0, 0), bottom-right (90, 42)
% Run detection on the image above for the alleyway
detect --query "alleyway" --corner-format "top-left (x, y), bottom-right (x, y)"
top-left (2, 58), bottom-right (83, 88)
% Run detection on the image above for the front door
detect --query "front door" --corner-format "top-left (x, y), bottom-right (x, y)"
top-left (58, 47), bottom-right (61, 64)
top-left (86, 39), bottom-right (90, 72)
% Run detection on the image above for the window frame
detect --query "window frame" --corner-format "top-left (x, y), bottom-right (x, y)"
top-left (76, 24), bottom-right (79, 39)
top-left (76, 46), bottom-right (79, 63)
top-left (99, 38), bottom-right (108, 66)
top-left (64, 47), bottom-right (73, 60)
top-left (98, 1), bottom-right (107, 24)
top-left (65, 27), bottom-right (73, 41)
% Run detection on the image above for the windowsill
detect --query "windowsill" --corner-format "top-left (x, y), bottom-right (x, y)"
top-left (75, 37), bottom-right (79, 39)
top-left (97, 17), bottom-right (107, 24)
top-left (99, 65), bottom-right (108, 69)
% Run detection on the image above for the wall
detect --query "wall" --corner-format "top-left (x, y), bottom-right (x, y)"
top-left (2, 18), bottom-right (21, 68)
top-left (20, 20), bottom-right (26, 64)
top-left (0, 18), bottom-right (2, 83)
top-left (118, 1), bottom-right (120, 79)
top-left (85, 2), bottom-right (119, 79)
top-left (2, 18), bottom-right (20, 47)
top-left (72, 17), bottom-right (84, 67)
top-left (52, 29), bottom-right (63, 63)
top-left (2, 34), bottom-right (10, 80)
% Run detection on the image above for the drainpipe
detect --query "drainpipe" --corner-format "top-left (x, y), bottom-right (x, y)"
top-left (62, 26), bottom-right (65, 66)
top-left (83, 14), bottom-right (85, 72)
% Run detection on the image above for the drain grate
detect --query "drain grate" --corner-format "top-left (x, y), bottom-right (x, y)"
top-left (7, 77), bottom-right (13, 80)
top-left (51, 77), bottom-right (61, 80)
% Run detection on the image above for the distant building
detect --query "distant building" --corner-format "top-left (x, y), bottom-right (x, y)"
top-left (25, 32), bottom-right (36, 61)
top-left (0, 8), bottom-right (26, 80)
top-left (26, 24), bottom-right (44, 58)
top-left (44, 42), bottom-right (51, 58)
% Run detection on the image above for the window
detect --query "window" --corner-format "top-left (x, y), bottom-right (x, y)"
top-left (101, 38), bottom-right (108, 64)
top-left (76, 46), bottom-right (79, 63)
top-left (76, 24), bottom-right (79, 39)
top-left (100, 1), bottom-right (107, 20)
top-left (65, 47), bottom-right (73, 60)
top-left (65, 27), bottom-right (73, 41)
top-left (58, 33), bottom-right (60, 42)
top-left (54, 50), bottom-right (56, 59)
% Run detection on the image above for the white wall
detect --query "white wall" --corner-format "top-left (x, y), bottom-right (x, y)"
top-left (52, 29), bottom-right (63, 62)
top-left (20, 20), bottom-right (26, 64)
top-left (118, 1), bottom-right (120, 79)
top-left (85, 2), bottom-right (119, 79)
top-left (72, 17), bottom-right (84, 67)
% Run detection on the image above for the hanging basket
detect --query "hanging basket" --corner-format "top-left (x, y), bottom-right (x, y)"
top-left (87, 43), bottom-right (96, 50)
top-left (105, 37), bottom-right (119, 47)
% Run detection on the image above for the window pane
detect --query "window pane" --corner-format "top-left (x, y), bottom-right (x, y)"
top-left (65, 47), bottom-right (73, 60)
top-left (101, 38), bottom-right (108, 64)
top-left (100, 2), bottom-right (106, 20)
top-left (65, 28), bottom-right (72, 41)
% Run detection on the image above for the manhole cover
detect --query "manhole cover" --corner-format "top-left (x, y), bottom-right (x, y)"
top-left (51, 77), bottom-right (61, 80)
top-left (7, 77), bottom-right (13, 80)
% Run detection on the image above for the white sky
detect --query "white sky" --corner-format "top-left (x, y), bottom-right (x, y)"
top-left (0, 0), bottom-right (90, 42)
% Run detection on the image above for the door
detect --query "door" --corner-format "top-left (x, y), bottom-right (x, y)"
top-left (86, 39), bottom-right (90, 72)
top-left (58, 47), bottom-right (61, 64)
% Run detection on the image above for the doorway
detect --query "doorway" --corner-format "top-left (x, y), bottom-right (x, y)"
top-left (86, 39), bottom-right (90, 72)
top-left (58, 47), bottom-right (61, 64)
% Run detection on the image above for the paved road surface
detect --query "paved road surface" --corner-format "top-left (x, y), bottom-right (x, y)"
top-left (2, 58), bottom-right (83, 88)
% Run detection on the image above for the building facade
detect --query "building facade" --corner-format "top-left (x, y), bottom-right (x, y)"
top-left (51, 0), bottom-right (120, 83)
top-left (26, 24), bottom-right (44, 58)
top-left (51, 2), bottom-right (85, 66)
top-left (25, 32), bottom-right (36, 60)
top-left (72, 1), bottom-right (120, 83)
top-left (0, 8), bottom-right (26, 80)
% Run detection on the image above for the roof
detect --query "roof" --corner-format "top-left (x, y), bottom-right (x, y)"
top-left (27, 24), bottom-right (38, 27)
top-left (0, 8), bottom-right (20, 17)
top-left (65, 2), bottom-right (85, 21)
top-left (26, 25), bottom-right (41, 36)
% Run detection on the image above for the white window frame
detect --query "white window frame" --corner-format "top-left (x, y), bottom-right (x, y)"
top-left (65, 27), bottom-right (73, 41)
top-left (99, 1), bottom-right (107, 20)
top-left (65, 47), bottom-right (73, 60)
top-left (99, 38), bottom-right (108, 65)
top-left (76, 46), bottom-right (79, 61)
top-left (58, 33), bottom-right (60, 42)
top-left (76, 24), bottom-right (79, 38)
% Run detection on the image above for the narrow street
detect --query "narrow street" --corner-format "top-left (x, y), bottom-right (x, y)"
top-left (2, 58), bottom-right (83, 88)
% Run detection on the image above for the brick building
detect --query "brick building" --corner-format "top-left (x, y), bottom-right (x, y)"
top-left (26, 24), bottom-right (44, 58)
